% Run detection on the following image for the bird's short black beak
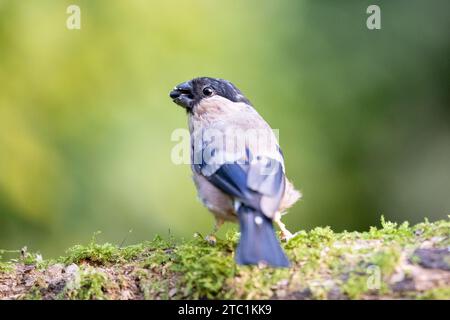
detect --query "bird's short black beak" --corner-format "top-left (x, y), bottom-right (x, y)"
top-left (170, 81), bottom-right (194, 110)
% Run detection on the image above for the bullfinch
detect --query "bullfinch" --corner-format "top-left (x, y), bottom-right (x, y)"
top-left (169, 77), bottom-right (301, 267)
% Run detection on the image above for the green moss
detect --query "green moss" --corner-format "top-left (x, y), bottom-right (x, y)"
top-left (137, 235), bottom-right (174, 268)
top-left (62, 232), bottom-right (122, 265)
top-left (413, 217), bottom-right (450, 246)
top-left (341, 273), bottom-right (371, 299)
top-left (0, 261), bottom-right (13, 273)
top-left (364, 216), bottom-right (414, 244)
top-left (134, 268), bottom-right (171, 299)
top-left (284, 226), bottom-right (337, 282)
top-left (171, 232), bottom-right (237, 299)
top-left (283, 218), bottom-right (415, 299)
top-left (370, 247), bottom-right (401, 276)
top-left (1, 248), bottom-right (54, 271)
top-left (232, 267), bottom-right (290, 299)
top-left (63, 266), bottom-right (112, 300)
top-left (417, 287), bottom-right (450, 300)
top-left (20, 285), bottom-right (43, 300)
top-left (1, 217), bottom-right (449, 300)
top-left (0, 249), bottom-right (17, 273)
top-left (22, 252), bottom-right (45, 266)
top-left (141, 250), bottom-right (171, 268)
top-left (286, 226), bottom-right (335, 249)
top-left (62, 233), bottom-right (175, 266)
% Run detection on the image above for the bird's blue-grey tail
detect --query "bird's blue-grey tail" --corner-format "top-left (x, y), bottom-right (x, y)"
top-left (236, 205), bottom-right (290, 268)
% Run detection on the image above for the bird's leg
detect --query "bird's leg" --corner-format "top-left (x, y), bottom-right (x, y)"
top-left (274, 214), bottom-right (294, 242)
top-left (205, 218), bottom-right (224, 246)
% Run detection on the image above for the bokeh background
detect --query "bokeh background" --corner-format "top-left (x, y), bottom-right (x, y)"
top-left (1, 0), bottom-right (449, 258)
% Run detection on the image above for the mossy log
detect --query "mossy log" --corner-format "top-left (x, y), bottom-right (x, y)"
top-left (1, 217), bottom-right (449, 300)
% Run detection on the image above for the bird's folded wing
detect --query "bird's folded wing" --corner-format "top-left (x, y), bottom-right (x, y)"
top-left (201, 157), bottom-right (285, 219)
top-left (191, 118), bottom-right (287, 218)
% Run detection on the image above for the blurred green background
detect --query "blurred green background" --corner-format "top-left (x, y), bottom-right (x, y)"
top-left (1, 0), bottom-right (449, 258)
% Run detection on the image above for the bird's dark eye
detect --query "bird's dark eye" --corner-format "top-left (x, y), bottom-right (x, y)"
top-left (202, 87), bottom-right (214, 97)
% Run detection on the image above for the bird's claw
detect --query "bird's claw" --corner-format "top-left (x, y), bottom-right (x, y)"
top-left (280, 230), bottom-right (295, 242)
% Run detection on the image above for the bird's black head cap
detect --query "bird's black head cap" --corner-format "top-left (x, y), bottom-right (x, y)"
top-left (169, 77), bottom-right (251, 111)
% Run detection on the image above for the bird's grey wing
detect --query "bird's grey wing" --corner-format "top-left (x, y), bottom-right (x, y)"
top-left (192, 112), bottom-right (286, 218)
top-left (197, 149), bottom-right (286, 219)
top-left (246, 156), bottom-right (286, 217)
